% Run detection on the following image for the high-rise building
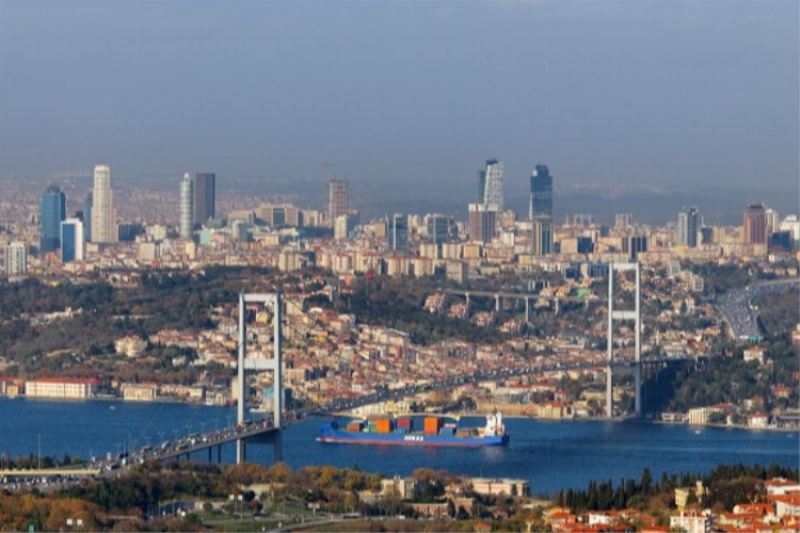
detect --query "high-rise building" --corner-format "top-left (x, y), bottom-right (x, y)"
top-left (334, 212), bottom-right (359, 240)
top-left (426, 214), bottom-right (451, 244)
top-left (677, 206), bottom-right (699, 248)
top-left (118, 223), bottom-right (145, 242)
top-left (179, 173), bottom-right (194, 239)
top-left (82, 193), bottom-right (93, 242)
top-left (628, 235), bottom-right (648, 260)
top-left (39, 185), bottom-right (66, 253)
top-left (615, 213), bottom-right (633, 229)
top-left (468, 203), bottom-right (497, 242)
top-left (478, 159), bottom-right (504, 212)
top-left (328, 179), bottom-right (349, 220)
top-left (389, 214), bottom-right (409, 251)
top-left (529, 164), bottom-right (553, 220)
top-left (4, 242), bottom-right (27, 277)
top-left (530, 215), bottom-right (552, 256)
top-left (91, 163), bottom-right (116, 243)
top-left (565, 214), bottom-right (595, 226)
top-left (60, 218), bottom-right (84, 262)
top-left (765, 208), bottom-right (780, 234)
top-left (192, 172), bottom-right (216, 227)
top-left (743, 202), bottom-right (768, 245)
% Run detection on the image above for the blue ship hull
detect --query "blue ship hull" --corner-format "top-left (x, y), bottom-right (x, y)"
top-left (317, 423), bottom-right (509, 447)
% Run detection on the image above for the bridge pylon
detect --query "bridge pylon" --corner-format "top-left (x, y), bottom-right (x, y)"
top-left (237, 291), bottom-right (283, 464)
top-left (606, 262), bottom-right (641, 418)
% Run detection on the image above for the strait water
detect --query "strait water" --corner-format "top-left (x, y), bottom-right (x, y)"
top-left (0, 399), bottom-right (797, 494)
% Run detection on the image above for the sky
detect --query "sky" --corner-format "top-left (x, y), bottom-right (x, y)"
top-left (0, 0), bottom-right (797, 214)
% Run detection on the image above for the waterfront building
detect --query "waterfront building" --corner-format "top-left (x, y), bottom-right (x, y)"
top-left (468, 203), bottom-right (497, 242)
top-left (39, 185), bottom-right (66, 253)
top-left (743, 202), bottom-right (768, 245)
top-left (179, 173), bottom-right (193, 239)
top-left (60, 218), bottom-right (85, 262)
top-left (91, 163), bottom-right (116, 243)
top-left (121, 383), bottom-right (159, 401)
top-left (478, 159), bottom-right (504, 211)
top-left (677, 206), bottom-right (699, 247)
top-left (192, 172), bottom-right (216, 227)
top-left (389, 213), bottom-right (409, 251)
top-left (4, 241), bottom-right (27, 277)
top-left (25, 378), bottom-right (97, 399)
top-left (328, 179), bottom-right (348, 220)
top-left (529, 164), bottom-right (553, 220)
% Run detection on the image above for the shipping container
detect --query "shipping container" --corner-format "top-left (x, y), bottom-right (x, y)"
top-left (439, 426), bottom-right (456, 436)
top-left (375, 418), bottom-right (393, 434)
top-left (423, 417), bottom-right (442, 434)
top-left (397, 418), bottom-right (413, 429)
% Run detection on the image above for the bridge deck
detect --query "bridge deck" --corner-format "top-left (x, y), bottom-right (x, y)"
top-left (0, 468), bottom-right (101, 477)
top-left (157, 425), bottom-right (280, 461)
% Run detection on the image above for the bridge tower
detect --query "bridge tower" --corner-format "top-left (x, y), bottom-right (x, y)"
top-left (237, 291), bottom-right (283, 464)
top-left (605, 262), bottom-right (641, 418)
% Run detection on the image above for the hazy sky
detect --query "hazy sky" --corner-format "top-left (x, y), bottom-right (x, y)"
top-left (0, 0), bottom-right (797, 200)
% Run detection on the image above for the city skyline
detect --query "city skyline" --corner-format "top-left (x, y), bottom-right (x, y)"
top-left (0, 2), bottom-right (797, 530)
top-left (0, 1), bottom-right (796, 195)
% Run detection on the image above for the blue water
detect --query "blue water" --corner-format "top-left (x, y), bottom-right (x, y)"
top-left (1, 399), bottom-right (797, 494)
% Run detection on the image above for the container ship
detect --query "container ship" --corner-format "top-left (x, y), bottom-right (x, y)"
top-left (317, 412), bottom-right (509, 447)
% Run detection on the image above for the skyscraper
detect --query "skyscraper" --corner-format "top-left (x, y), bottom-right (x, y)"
top-left (61, 218), bottom-right (85, 262)
top-left (328, 179), bottom-right (348, 220)
top-left (677, 206), bottom-right (699, 247)
top-left (426, 214), bottom-right (451, 244)
top-left (389, 214), bottom-right (408, 251)
top-left (334, 212), bottom-right (359, 241)
top-left (39, 185), bottom-right (66, 253)
top-left (478, 159), bottom-right (504, 212)
top-left (765, 208), bottom-right (780, 234)
top-left (468, 203), bottom-right (497, 242)
top-left (179, 173), bottom-right (194, 239)
top-left (628, 235), bottom-right (648, 260)
top-left (743, 202), bottom-right (768, 245)
top-left (4, 242), bottom-right (27, 277)
top-left (529, 164), bottom-right (553, 220)
top-left (193, 172), bottom-right (216, 227)
top-left (615, 213), bottom-right (633, 229)
top-left (530, 215), bottom-right (552, 256)
top-left (91, 163), bottom-right (116, 243)
top-left (82, 193), bottom-right (93, 242)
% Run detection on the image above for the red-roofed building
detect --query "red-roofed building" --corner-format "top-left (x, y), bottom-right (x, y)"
top-left (768, 492), bottom-right (800, 517)
top-left (764, 478), bottom-right (800, 496)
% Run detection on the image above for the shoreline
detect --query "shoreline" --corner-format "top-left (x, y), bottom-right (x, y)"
top-left (338, 409), bottom-right (799, 434)
top-left (0, 394), bottom-right (231, 409)
top-left (6, 397), bottom-right (798, 435)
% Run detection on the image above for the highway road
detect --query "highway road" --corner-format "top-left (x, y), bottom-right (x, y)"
top-left (717, 278), bottom-right (799, 340)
